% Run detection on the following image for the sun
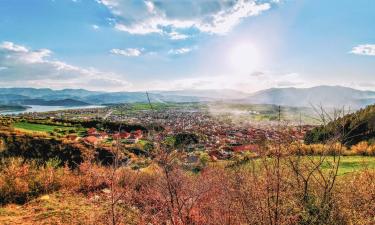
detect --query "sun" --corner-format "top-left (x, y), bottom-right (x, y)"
top-left (227, 42), bottom-right (263, 73)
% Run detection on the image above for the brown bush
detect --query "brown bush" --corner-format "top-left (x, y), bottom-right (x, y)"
top-left (0, 158), bottom-right (68, 204)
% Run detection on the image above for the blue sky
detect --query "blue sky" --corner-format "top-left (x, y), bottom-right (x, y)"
top-left (0, 0), bottom-right (374, 92)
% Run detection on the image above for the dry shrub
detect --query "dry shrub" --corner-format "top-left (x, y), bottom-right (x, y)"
top-left (0, 158), bottom-right (68, 204)
top-left (287, 142), bottom-right (348, 156)
top-left (125, 162), bottom-right (232, 225)
top-left (66, 161), bottom-right (110, 194)
top-left (336, 170), bottom-right (375, 225)
top-left (350, 141), bottom-right (375, 156)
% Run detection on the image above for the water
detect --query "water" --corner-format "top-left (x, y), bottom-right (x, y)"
top-left (0, 105), bottom-right (105, 115)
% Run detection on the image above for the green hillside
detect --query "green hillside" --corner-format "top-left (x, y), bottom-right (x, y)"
top-left (305, 104), bottom-right (375, 146)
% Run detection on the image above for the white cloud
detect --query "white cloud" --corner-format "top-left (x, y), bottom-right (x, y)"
top-left (99, 0), bottom-right (275, 37)
top-left (110, 48), bottom-right (142, 57)
top-left (0, 41), bottom-right (131, 91)
top-left (92, 24), bottom-right (100, 30)
top-left (196, 0), bottom-right (271, 34)
top-left (168, 31), bottom-right (190, 40)
top-left (136, 71), bottom-right (306, 92)
top-left (168, 48), bottom-right (192, 55)
top-left (115, 23), bottom-right (161, 35)
top-left (350, 44), bottom-right (375, 56)
top-left (0, 41), bottom-right (28, 52)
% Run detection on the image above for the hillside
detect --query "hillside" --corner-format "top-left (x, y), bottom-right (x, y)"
top-left (304, 104), bottom-right (375, 146)
top-left (21, 98), bottom-right (90, 106)
top-left (243, 86), bottom-right (375, 108)
top-left (0, 105), bottom-right (29, 112)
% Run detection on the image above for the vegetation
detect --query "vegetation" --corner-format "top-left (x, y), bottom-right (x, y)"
top-left (305, 104), bottom-right (375, 146)
top-left (174, 132), bottom-right (199, 149)
top-left (13, 122), bottom-right (72, 133)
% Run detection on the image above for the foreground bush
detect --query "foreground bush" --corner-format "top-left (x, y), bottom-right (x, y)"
top-left (0, 158), bottom-right (68, 204)
top-left (1, 153), bottom-right (375, 224)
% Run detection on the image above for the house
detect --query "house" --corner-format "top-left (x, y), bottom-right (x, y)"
top-left (66, 134), bottom-right (78, 141)
top-left (208, 150), bottom-right (232, 160)
top-left (84, 136), bottom-right (99, 145)
top-left (87, 128), bottom-right (98, 136)
top-left (112, 132), bottom-right (130, 140)
top-left (98, 132), bottom-right (109, 140)
top-left (124, 134), bottom-right (139, 144)
top-left (133, 130), bottom-right (143, 139)
top-left (232, 144), bottom-right (259, 153)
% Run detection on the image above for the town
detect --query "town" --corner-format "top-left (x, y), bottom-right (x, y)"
top-left (1, 103), bottom-right (314, 162)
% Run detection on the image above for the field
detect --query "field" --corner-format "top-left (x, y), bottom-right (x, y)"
top-left (13, 122), bottom-right (72, 133)
top-left (225, 156), bottom-right (375, 176)
top-left (321, 156), bottom-right (375, 175)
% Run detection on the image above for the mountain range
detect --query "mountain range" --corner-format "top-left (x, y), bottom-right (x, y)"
top-left (0, 86), bottom-right (374, 109)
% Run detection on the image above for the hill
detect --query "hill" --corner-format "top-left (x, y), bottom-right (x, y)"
top-left (242, 86), bottom-right (375, 108)
top-left (304, 104), bottom-right (375, 146)
top-left (21, 98), bottom-right (90, 106)
top-left (0, 105), bottom-right (29, 112)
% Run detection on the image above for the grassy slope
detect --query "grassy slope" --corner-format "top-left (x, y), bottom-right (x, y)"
top-left (321, 156), bottom-right (375, 175)
top-left (223, 156), bottom-right (375, 176)
top-left (13, 122), bottom-right (71, 133)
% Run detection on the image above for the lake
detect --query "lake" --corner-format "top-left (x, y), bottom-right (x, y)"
top-left (0, 105), bottom-right (105, 115)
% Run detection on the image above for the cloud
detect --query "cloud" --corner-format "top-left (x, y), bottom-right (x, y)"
top-left (92, 24), bottom-right (100, 30)
top-left (250, 71), bottom-right (265, 77)
top-left (99, 0), bottom-right (275, 37)
top-left (110, 48), bottom-right (143, 57)
top-left (168, 31), bottom-right (190, 40)
top-left (138, 71), bottom-right (306, 92)
top-left (350, 44), bottom-right (375, 56)
top-left (168, 48), bottom-right (192, 55)
top-left (0, 41), bottom-right (131, 91)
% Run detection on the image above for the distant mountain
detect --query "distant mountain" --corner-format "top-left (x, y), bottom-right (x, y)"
top-left (242, 86), bottom-right (375, 108)
top-left (0, 86), bottom-right (374, 108)
top-left (0, 105), bottom-right (29, 112)
top-left (0, 88), bottom-right (100, 101)
top-left (150, 89), bottom-right (248, 100)
top-left (84, 92), bottom-right (203, 104)
top-left (21, 99), bottom-right (90, 107)
top-left (0, 94), bottom-right (29, 104)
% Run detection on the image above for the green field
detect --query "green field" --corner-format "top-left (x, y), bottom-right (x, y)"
top-left (226, 156), bottom-right (375, 176)
top-left (13, 122), bottom-right (72, 133)
top-left (320, 156), bottom-right (375, 175)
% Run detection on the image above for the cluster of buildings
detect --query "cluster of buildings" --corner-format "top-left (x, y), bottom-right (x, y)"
top-left (105, 109), bottom-right (312, 157)
top-left (82, 127), bottom-right (143, 146)
top-left (20, 106), bottom-right (313, 158)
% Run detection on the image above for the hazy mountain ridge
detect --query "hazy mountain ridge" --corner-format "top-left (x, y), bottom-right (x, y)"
top-left (0, 86), bottom-right (374, 108)
top-left (243, 86), bottom-right (375, 108)
top-left (21, 99), bottom-right (90, 107)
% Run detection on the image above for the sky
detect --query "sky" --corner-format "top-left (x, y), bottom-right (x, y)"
top-left (0, 0), bottom-right (374, 93)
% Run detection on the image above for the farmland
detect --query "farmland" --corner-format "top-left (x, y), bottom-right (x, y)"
top-left (13, 122), bottom-right (72, 133)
